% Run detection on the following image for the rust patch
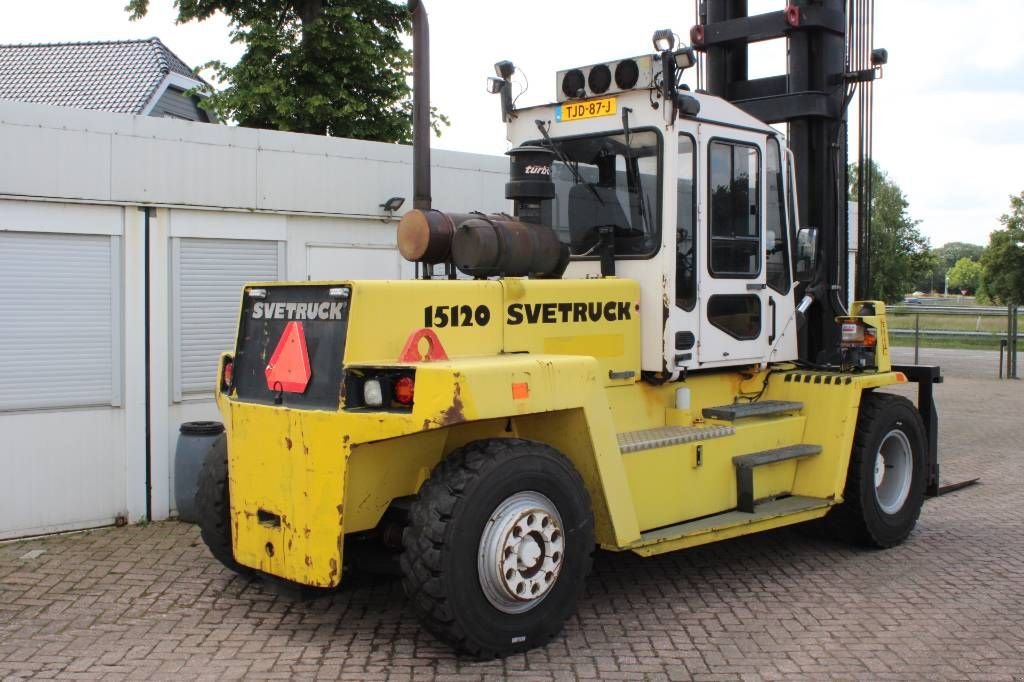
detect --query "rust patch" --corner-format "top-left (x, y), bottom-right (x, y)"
top-left (305, 555), bottom-right (313, 567)
top-left (438, 381), bottom-right (465, 425)
top-left (284, 436), bottom-right (292, 450)
top-left (304, 526), bottom-right (311, 538)
top-left (328, 558), bottom-right (338, 583)
top-left (303, 444), bottom-right (310, 455)
top-left (342, 434), bottom-right (350, 446)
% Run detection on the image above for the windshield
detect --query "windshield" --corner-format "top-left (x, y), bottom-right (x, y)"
top-left (529, 129), bottom-right (661, 258)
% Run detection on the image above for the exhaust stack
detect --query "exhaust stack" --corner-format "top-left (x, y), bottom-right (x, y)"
top-left (409, 0), bottom-right (430, 211)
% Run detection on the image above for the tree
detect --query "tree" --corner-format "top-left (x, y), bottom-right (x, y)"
top-left (980, 191), bottom-right (1024, 305)
top-left (849, 161), bottom-right (932, 303)
top-left (946, 257), bottom-right (983, 294)
top-left (917, 241), bottom-right (985, 292)
top-left (127, 0), bottom-right (447, 142)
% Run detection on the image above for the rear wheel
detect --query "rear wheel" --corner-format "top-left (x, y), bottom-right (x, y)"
top-left (826, 392), bottom-right (926, 548)
top-left (196, 434), bottom-right (253, 577)
top-left (401, 438), bottom-right (594, 658)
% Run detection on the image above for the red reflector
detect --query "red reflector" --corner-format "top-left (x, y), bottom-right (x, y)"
top-left (689, 24), bottom-right (705, 47)
top-left (222, 358), bottom-right (234, 388)
top-left (393, 376), bottom-right (415, 405)
top-left (265, 321), bottom-right (312, 393)
top-left (785, 4), bottom-right (801, 26)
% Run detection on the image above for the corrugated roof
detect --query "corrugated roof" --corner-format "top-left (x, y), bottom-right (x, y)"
top-left (0, 37), bottom-right (205, 114)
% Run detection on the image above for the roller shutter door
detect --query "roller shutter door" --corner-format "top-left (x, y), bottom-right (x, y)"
top-left (0, 231), bottom-right (119, 411)
top-left (174, 238), bottom-right (282, 398)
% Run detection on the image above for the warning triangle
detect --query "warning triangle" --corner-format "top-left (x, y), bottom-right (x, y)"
top-left (265, 321), bottom-right (312, 393)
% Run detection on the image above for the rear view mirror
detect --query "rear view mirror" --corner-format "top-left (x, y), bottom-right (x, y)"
top-left (794, 226), bottom-right (818, 282)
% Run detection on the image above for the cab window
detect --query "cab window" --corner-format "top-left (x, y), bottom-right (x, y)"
top-left (765, 138), bottom-right (791, 293)
top-left (709, 140), bottom-right (760, 277)
top-left (677, 134), bottom-right (696, 310)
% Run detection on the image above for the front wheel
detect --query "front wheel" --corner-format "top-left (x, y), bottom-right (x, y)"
top-left (826, 392), bottom-right (927, 548)
top-left (400, 439), bottom-right (594, 658)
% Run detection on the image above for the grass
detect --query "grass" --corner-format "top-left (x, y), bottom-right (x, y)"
top-left (889, 334), bottom-right (1007, 351)
top-left (888, 313), bottom-right (1009, 334)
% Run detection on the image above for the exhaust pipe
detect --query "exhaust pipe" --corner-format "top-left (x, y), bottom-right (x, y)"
top-left (409, 0), bottom-right (430, 212)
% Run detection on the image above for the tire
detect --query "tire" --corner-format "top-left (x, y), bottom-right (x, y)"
top-left (825, 392), bottom-right (926, 548)
top-left (400, 438), bottom-right (594, 658)
top-left (196, 433), bottom-right (253, 577)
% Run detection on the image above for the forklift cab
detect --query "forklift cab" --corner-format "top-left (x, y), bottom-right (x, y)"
top-left (506, 62), bottom-right (802, 376)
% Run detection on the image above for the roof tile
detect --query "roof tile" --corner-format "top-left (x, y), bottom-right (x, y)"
top-left (0, 37), bottom-right (205, 114)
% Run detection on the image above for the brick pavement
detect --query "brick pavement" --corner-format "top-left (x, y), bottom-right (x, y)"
top-left (2, 374), bottom-right (1023, 680)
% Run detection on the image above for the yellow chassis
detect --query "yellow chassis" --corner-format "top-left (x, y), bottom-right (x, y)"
top-left (215, 280), bottom-right (901, 587)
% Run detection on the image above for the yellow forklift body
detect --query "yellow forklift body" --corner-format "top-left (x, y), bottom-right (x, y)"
top-left (217, 280), bottom-right (902, 587)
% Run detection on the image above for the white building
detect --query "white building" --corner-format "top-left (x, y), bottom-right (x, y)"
top-left (0, 99), bottom-right (507, 539)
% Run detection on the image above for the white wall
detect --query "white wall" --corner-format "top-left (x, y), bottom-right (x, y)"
top-left (0, 100), bottom-right (507, 538)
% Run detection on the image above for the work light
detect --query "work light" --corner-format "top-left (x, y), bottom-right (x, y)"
top-left (674, 47), bottom-right (696, 70)
top-left (486, 77), bottom-right (506, 94)
top-left (494, 60), bottom-right (515, 80)
top-left (652, 29), bottom-right (675, 52)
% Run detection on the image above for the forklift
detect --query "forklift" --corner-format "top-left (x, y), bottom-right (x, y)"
top-left (197, 0), bottom-right (942, 658)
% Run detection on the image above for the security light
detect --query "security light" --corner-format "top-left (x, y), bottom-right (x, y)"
top-left (652, 29), bottom-right (675, 52)
top-left (871, 48), bottom-right (889, 66)
top-left (381, 196), bottom-right (405, 212)
top-left (380, 196), bottom-right (405, 221)
top-left (494, 60), bottom-right (516, 80)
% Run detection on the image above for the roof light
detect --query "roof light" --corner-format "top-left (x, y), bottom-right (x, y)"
top-left (614, 59), bottom-right (640, 89)
top-left (329, 287), bottom-right (349, 298)
top-left (494, 60), bottom-right (515, 80)
top-left (248, 288), bottom-right (267, 299)
top-left (487, 77), bottom-right (506, 94)
top-left (561, 68), bottom-right (585, 99)
top-left (588, 63), bottom-right (612, 94)
top-left (652, 29), bottom-right (675, 52)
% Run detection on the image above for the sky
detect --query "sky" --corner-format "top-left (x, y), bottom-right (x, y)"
top-left (1, 0), bottom-right (1021, 247)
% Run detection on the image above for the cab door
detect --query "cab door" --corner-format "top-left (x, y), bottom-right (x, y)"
top-left (697, 127), bottom-right (768, 365)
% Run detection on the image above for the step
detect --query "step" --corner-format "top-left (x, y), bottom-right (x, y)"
top-left (733, 444), bottom-right (822, 513)
top-left (617, 424), bottom-right (735, 454)
top-left (702, 400), bottom-right (804, 421)
top-left (632, 495), bottom-right (832, 551)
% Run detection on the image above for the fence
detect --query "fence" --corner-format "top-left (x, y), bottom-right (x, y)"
top-left (887, 304), bottom-right (1022, 378)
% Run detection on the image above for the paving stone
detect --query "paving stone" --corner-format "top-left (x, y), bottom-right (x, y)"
top-left (1, 374), bottom-right (1023, 679)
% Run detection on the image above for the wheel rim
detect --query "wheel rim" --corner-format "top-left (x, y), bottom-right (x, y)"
top-left (477, 491), bottom-right (565, 614)
top-left (873, 428), bottom-right (913, 515)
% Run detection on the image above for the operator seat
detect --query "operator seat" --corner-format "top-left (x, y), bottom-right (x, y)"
top-left (568, 184), bottom-right (629, 254)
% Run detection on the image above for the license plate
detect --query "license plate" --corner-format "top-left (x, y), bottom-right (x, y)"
top-left (556, 96), bottom-right (617, 122)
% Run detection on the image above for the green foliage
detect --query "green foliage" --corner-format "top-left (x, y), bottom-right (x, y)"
top-left (849, 161), bottom-right (932, 303)
top-left (980, 191), bottom-right (1024, 305)
top-left (946, 257), bottom-right (983, 294)
top-left (127, 0), bottom-right (448, 142)
top-left (917, 241), bottom-right (986, 292)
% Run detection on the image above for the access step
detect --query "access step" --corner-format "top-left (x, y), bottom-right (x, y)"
top-left (702, 400), bottom-right (804, 421)
top-left (733, 444), bottom-right (822, 512)
top-left (617, 424), bottom-right (735, 454)
top-left (630, 495), bottom-right (832, 554)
